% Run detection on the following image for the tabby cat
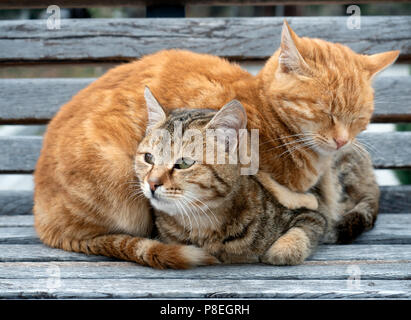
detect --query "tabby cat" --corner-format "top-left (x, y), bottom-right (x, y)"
top-left (136, 89), bottom-right (377, 264)
top-left (34, 21), bottom-right (394, 268)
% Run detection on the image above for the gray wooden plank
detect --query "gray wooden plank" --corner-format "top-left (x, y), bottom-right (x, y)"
top-left (0, 78), bottom-right (94, 124)
top-left (0, 136), bottom-right (42, 173)
top-left (1, 186), bottom-right (409, 215)
top-left (357, 132), bottom-right (411, 169)
top-left (0, 191), bottom-right (34, 215)
top-left (0, 261), bottom-right (410, 281)
top-left (1, 77), bottom-right (409, 124)
top-left (0, 214), bottom-right (409, 244)
top-left (0, 16), bottom-right (409, 62)
top-left (0, 0), bottom-right (404, 9)
top-left (0, 132), bottom-right (409, 173)
top-left (372, 76), bottom-right (411, 123)
top-left (0, 244), bottom-right (114, 262)
top-left (0, 227), bottom-right (40, 244)
top-left (0, 244), bottom-right (410, 262)
top-left (0, 278), bottom-right (410, 299)
top-left (354, 214), bottom-right (411, 244)
top-left (379, 185), bottom-right (411, 213)
top-left (0, 215), bottom-right (33, 227)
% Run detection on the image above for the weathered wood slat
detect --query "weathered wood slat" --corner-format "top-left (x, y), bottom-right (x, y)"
top-left (0, 191), bottom-right (34, 215)
top-left (0, 132), bottom-right (409, 173)
top-left (0, 137), bottom-right (42, 173)
top-left (311, 245), bottom-right (411, 261)
top-left (0, 186), bottom-right (410, 216)
top-left (0, 242), bottom-right (411, 264)
top-left (1, 77), bottom-right (409, 124)
top-left (355, 214), bottom-right (411, 244)
top-left (0, 78), bottom-right (94, 124)
top-left (0, 16), bottom-right (409, 62)
top-left (0, 215), bottom-right (34, 227)
top-left (0, 244), bottom-right (114, 262)
top-left (357, 132), bottom-right (411, 169)
top-left (379, 185), bottom-right (411, 213)
top-left (1, 261), bottom-right (410, 280)
top-left (371, 76), bottom-right (411, 123)
top-left (0, 0), bottom-right (406, 9)
top-left (0, 214), bottom-right (409, 245)
top-left (1, 278), bottom-right (410, 299)
top-left (0, 227), bottom-right (41, 244)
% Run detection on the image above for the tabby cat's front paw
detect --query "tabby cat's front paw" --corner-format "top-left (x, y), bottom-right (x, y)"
top-left (261, 229), bottom-right (310, 266)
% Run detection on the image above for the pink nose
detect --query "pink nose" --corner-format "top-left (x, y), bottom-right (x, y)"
top-left (334, 138), bottom-right (348, 150)
top-left (148, 177), bottom-right (162, 193)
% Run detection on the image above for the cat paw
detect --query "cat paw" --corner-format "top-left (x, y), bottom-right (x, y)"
top-left (281, 192), bottom-right (318, 211)
top-left (301, 193), bottom-right (319, 210)
top-left (261, 229), bottom-right (310, 266)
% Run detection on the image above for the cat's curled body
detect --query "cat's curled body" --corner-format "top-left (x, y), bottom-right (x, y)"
top-left (136, 92), bottom-right (377, 264)
top-left (157, 151), bottom-right (378, 263)
top-left (34, 22), bottom-right (391, 268)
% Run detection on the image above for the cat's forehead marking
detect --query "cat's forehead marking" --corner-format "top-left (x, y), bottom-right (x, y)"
top-left (162, 108), bottom-right (216, 134)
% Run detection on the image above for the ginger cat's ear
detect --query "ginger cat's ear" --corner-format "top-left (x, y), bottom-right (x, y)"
top-left (365, 50), bottom-right (400, 79)
top-left (278, 20), bottom-right (311, 76)
top-left (144, 86), bottom-right (166, 132)
top-left (206, 100), bottom-right (247, 132)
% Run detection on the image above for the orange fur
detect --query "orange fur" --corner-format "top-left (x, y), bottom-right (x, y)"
top-left (34, 22), bottom-right (398, 268)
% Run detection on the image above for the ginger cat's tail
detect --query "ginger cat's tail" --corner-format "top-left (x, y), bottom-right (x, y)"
top-left (333, 147), bottom-right (380, 244)
top-left (335, 201), bottom-right (379, 244)
top-left (53, 234), bottom-right (219, 269)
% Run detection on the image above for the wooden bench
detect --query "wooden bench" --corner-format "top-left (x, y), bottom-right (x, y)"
top-left (0, 0), bottom-right (410, 299)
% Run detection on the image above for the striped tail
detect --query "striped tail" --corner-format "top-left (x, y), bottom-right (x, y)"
top-left (57, 234), bottom-right (219, 269)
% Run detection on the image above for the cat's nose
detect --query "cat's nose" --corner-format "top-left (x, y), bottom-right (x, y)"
top-left (148, 177), bottom-right (162, 194)
top-left (334, 137), bottom-right (348, 150)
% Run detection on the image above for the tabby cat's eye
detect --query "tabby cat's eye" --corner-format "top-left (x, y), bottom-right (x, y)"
top-left (174, 158), bottom-right (195, 169)
top-left (144, 153), bottom-right (155, 164)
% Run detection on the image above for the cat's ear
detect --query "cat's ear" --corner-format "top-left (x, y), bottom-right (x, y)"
top-left (144, 86), bottom-right (166, 132)
top-left (364, 50), bottom-right (400, 79)
top-left (278, 20), bottom-right (310, 76)
top-left (206, 99), bottom-right (247, 133)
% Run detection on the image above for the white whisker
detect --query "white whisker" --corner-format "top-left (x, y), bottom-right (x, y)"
top-left (184, 191), bottom-right (219, 229)
top-left (176, 199), bottom-right (192, 234)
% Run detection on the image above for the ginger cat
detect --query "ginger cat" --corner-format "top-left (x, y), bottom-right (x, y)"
top-left (34, 21), bottom-right (397, 268)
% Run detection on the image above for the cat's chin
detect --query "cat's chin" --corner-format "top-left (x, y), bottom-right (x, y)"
top-left (312, 145), bottom-right (338, 157)
top-left (149, 198), bottom-right (181, 216)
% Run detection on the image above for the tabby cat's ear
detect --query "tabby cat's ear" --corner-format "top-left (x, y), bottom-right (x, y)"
top-left (278, 20), bottom-right (310, 76)
top-left (206, 100), bottom-right (247, 133)
top-left (365, 50), bottom-right (400, 79)
top-left (144, 86), bottom-right (166, 132)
